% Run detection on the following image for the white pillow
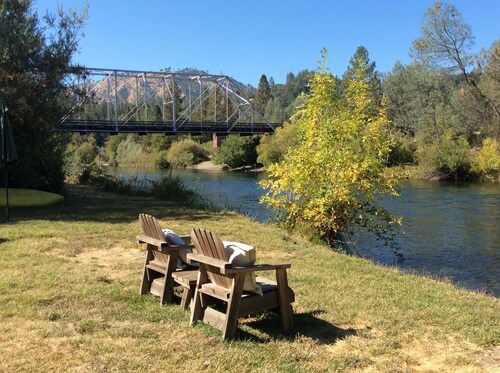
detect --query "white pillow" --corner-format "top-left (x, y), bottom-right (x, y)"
top-left (223, 241), bottom-right (256, 266)
top-left (162, 229), bottom-right (192, 269)
top-left (223, 241), bottom-right (262, 296)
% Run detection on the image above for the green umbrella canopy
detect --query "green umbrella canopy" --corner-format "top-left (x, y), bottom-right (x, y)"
top-left (1, 98), bottom-right (18, 164)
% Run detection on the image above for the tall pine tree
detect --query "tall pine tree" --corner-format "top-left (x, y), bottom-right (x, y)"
top-left (253, 74), bottom-right (271, 113)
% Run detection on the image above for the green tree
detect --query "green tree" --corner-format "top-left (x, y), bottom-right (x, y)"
top-left (213, 135), bottom-right (260, 169)
top-left (476, 41), bottom-right (500, 139)
top-left (103, 134), bottom-right (127, 166)
top-left (479, 41), bottom-right (500, 107)
top-left (384, 62), bottom-right (454, 144)
top-left (73, 134), bottom-right (99, 165)
top-left (412, 1), bottom-right (499, 119)
top-left (0, 0), bottom-right (87, 192)
top-left (264, 70), bottom-right (312, 123)
top-left (261, 50), bottom-right (401, 247)
top-left (342, 46), bottom-right (382, 116)
top-left (253, 74), bottom-right (271, 114)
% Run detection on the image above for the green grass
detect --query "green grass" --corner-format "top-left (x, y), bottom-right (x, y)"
top-left (0, 185), bottom-right (498, 372)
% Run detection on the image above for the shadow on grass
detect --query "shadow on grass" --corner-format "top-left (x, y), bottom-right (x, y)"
top-left (292, 310), bottom-right (358, 343)
top-left (8, 190), bottom-right (216, 224)
top-left (234, 310), bottom-right (357, 344)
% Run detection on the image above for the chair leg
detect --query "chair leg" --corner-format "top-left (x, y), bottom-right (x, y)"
top-left (140, 246), bottom-right (155, 295)
top-left (222, 273), bottom-right (246, 340)
top-left (180, 285), bottom-right (194, 310)
top-left (160, 255), bottom-right (179, 305)
top-left (190, 268), bottom-right (208, 325)
top-left (140, 267), bottom-right (151, 295)
top-left (276, 268), bottom-right (293, 334)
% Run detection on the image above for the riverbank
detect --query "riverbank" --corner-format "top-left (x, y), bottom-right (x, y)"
top-left (193, 160), bottom-right (265, 172)
top-left (193, 160), bottom-right (227, 171)
top-left (1, 187), bottom-right (497, 372)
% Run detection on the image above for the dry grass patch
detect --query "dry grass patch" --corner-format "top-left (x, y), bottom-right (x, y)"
top-left (61, 244), bottom-right (144, 281)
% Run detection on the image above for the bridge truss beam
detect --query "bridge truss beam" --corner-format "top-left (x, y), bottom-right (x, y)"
top-left (57, 67), bottom-right (276, 135)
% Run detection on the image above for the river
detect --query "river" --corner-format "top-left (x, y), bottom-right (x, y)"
top-left (114, 167), bottom-right (500, 297)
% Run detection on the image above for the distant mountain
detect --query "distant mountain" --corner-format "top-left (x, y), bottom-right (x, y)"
top-left (82, 67), bottom-right (255, 104)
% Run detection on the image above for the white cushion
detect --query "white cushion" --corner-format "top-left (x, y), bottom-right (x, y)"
top-left (162, 228), bottom-right (192, 269)
top-left (223, 241), bottom-right (262, 296)
top-left (223, 241), bottom-right (256, 266)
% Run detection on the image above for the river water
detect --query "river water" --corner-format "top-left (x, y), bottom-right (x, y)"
top-left (115, 167), bottom-right (500, 296)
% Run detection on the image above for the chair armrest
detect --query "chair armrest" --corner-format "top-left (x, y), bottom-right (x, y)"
top-left (187, 253), bottom-right (232, 270)
top-left (179, 235), bottom-right (192, 245)
top-left (187, 253), bottom-right (290, 274)
top-left (223, 263), bottom-right (291, 275)
top-left (136, 234), bottom-right (169, 248)
top-left (137, 234), bottom-right (192, 253)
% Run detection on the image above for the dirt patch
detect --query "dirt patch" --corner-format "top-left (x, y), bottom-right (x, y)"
top-left (392, 335), bottom-right (497, 372)
top-left (324, 328), bottom-right (498, 372)
top-left (63, 245), bottom-right (144, 280)
top-left (193, 161), bottom-right (226, 171)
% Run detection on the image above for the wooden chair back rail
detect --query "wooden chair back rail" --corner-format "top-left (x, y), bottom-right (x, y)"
top-left (190, 228), bottom-right (232, 289)
top-left (139, 213), bottom-right (165, 241)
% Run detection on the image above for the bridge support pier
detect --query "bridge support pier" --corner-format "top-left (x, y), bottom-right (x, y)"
top-left (213, 133), bottom-right (226, 154)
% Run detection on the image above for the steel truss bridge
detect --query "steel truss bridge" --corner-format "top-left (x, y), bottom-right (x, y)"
top-left (56, 67), bottom-right (276, 135)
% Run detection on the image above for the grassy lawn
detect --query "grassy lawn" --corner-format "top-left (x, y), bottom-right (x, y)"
top-left (0, 186), bottom-right (498, 372)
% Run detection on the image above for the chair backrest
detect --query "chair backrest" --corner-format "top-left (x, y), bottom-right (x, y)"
top-left (139, 213), bottom-right (165, 241)
top-left (190, 228), bottom-right (232, 289)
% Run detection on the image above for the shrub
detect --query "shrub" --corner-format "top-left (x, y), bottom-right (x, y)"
top-left (148, 176), bottom-right (202, 204)
top-left (77, 164), bottom-right (132, 194)
top-left (154, 150), bottom-right (170, 168)
top-left (256, 121), bottom-right (299, 167)
top-left (74, 135), bottom-right (99, 165)
top-left (103, 134), bottom-right (127, 166)
top-left (166, 138), bottom-right (210, 168)
top-left (213, 135), bottom-right (260, 168)
top-left (115, 136), bottom-right (147, 166)
top-left (388, 132), bottom-right (416, 166)
top-left (416, 132), bottom-right (471, 180)
top-left (471, 137), bottom-right (500, 181)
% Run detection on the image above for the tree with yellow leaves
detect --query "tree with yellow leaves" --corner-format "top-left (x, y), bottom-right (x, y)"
top-left (260, 49), bottom-right (402, 248)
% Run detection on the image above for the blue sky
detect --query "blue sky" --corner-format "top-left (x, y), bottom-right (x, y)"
top-left (34, 0), bottom-right (499, 85)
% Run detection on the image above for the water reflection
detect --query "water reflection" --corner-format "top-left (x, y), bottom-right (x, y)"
top-left (113, 167), bottom-right (500, 296)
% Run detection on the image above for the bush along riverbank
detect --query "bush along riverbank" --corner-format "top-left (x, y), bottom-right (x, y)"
top-left (0, 184), bottom-right (498, 372)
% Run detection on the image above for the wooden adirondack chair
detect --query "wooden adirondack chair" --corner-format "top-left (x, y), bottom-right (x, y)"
top-left (188, 228), bottom-right (294, 340)
top-left (137, 213), bottom-right (198, 308)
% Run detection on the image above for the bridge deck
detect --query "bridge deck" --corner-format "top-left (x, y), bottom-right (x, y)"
top-left (55, 120), bottom-right (276, 135)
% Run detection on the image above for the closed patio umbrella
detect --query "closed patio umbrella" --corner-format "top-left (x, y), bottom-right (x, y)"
top-left (1, 98), bottom-right (18, 222)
